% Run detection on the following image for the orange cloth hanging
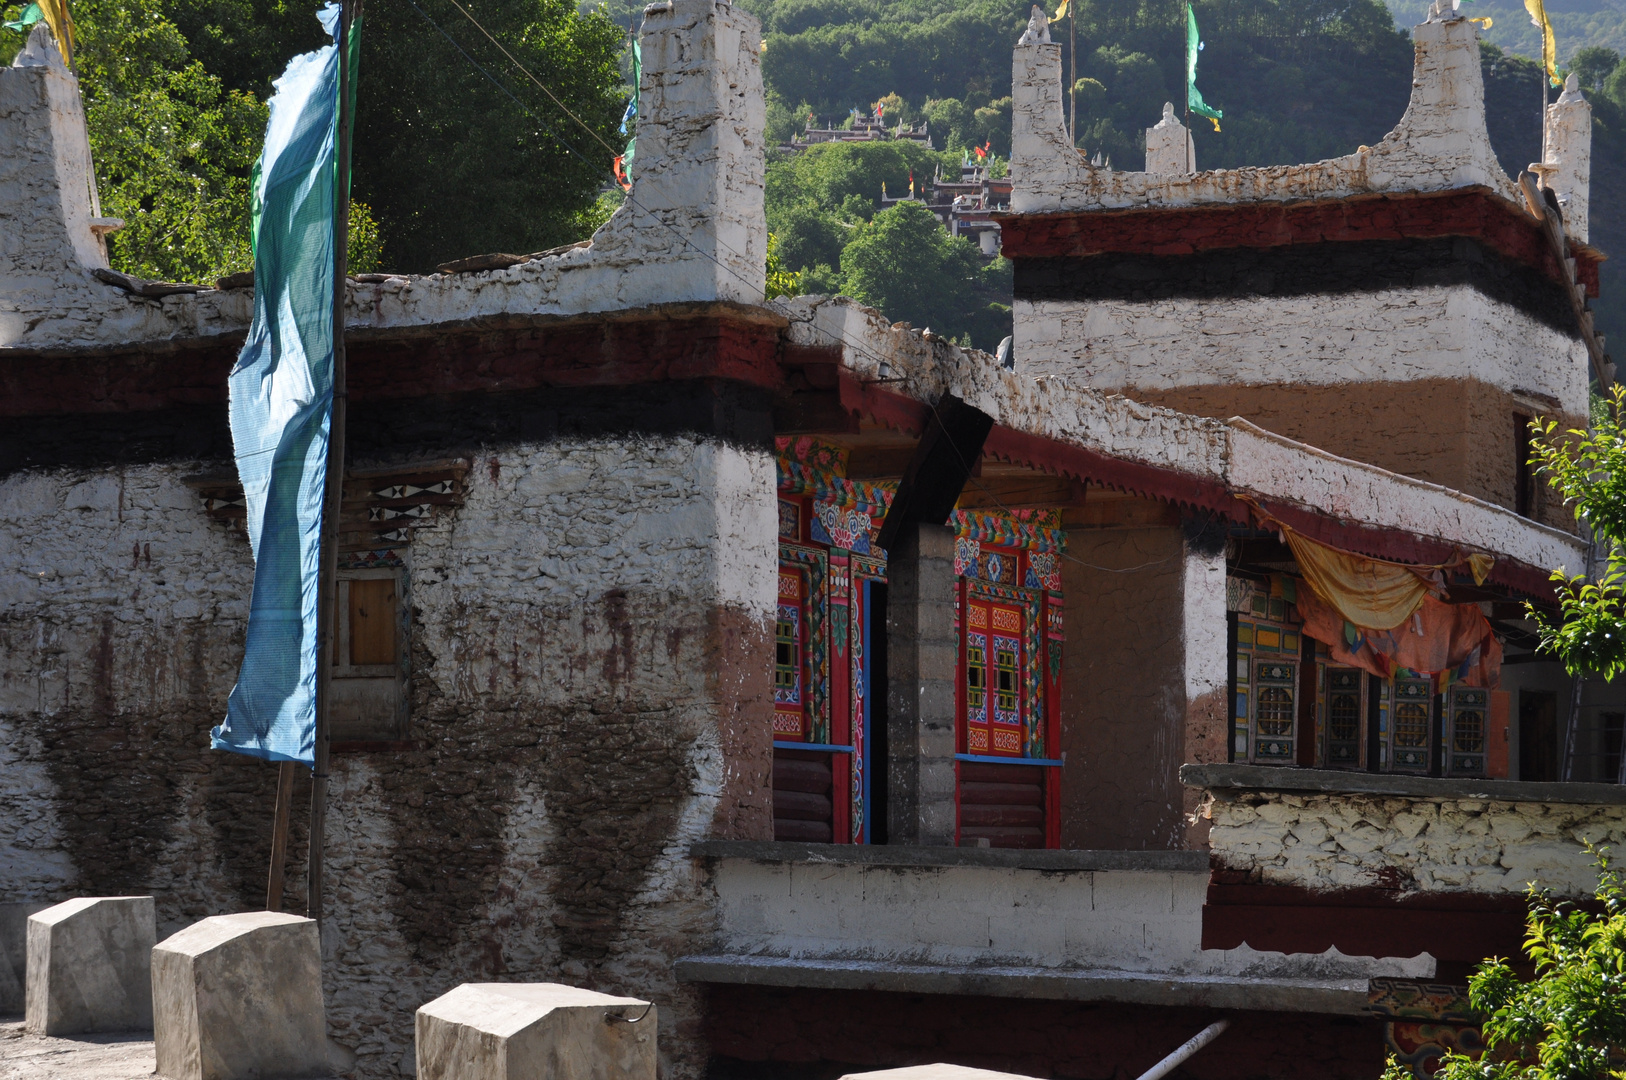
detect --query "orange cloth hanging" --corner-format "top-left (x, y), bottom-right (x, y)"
top-left (1295, 586), bottom-right (1502, 688)
top-left (1240, 495), bottom-right (1494, 631)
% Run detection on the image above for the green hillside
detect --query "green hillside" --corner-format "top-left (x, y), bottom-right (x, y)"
top-left (1384, 0), bottom-right (1626, 63)
top-left (670, 0), bottom-right (1623, 361)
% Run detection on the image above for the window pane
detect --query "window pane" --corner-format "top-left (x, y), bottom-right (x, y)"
top-left (1257, 686), bottom-right (1294, 735)
top-left (1395, 702), bottom-right (1429, 747)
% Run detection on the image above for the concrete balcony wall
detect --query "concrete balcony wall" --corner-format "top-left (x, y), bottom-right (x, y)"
top-left (680, 843), bottom-right (1432, 1015)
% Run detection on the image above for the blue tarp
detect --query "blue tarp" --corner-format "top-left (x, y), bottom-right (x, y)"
top-left (212, 3), bottom-right (354, 766)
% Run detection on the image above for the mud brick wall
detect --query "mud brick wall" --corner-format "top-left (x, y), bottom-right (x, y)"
top-left (1058, 525), bottom-right (1188, 850)
top-left (0, 434), bottom-right (776, 1079)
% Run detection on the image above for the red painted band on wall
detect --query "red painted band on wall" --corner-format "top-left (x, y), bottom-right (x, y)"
top-left (1197, 876), bottom-right (1605, 963)
top-left (1202, 901), bottom-right (1526, 963)
top-left (997, 188), bottom-right (1602, 298)
top-left (0, 305), bottom-right (788, 417)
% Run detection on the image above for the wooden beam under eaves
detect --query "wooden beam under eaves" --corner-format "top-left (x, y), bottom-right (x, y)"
top-left (876, 393), bottom-right (995, 551)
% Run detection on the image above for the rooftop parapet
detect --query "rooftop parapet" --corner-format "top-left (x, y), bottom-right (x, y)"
top-left (0, 0), bottom-right (765, 353)
top-left (1011, 8), bottom-right (1522, 216)
top-left (0, 26), bottom-right (248, 349)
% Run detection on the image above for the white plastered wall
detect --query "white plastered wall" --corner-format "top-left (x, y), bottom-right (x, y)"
top-left (1014, 287), bottom-right (1591, 419)
top-left (1541, 76), bottom-right (1592, 242)
top-left (706, 857), bottom-right (1433, 981)
top-left (0, 434), bottom-right (777, 1079)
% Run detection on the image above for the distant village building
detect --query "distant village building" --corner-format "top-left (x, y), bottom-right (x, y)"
top-left (780, 109), bottom-right (935, 152)
top-left (0, 3), bottom-right (1618, 1080)
top-left (879, 160), bottom-right (1013, 258)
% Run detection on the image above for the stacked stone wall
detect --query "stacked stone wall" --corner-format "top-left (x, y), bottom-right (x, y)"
top-left (1205, 790), bottom-right (1626, 896)
top-left (0, 434), bottom-right (776, 1079)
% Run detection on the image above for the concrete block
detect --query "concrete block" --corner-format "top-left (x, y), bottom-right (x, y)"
top-left (26, 896), bottom-right (155, 1035)
top-left (151, 911), bottom-right (328, 1080)
top-left (1, 901), bottom-right (49, 1014)
top-left (416, 983), bottom-right (655, 1080)
top-left (840, 1066), bottom-right (1039, 1080)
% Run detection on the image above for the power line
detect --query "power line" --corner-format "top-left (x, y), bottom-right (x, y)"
top-left (438, 0), bottom-right (628, 161)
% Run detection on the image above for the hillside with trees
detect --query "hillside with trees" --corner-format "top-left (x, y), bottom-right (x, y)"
top-left (1, 0), bottom-right (625, 279)
top-left (723, 0), bottom-right (1626, 354)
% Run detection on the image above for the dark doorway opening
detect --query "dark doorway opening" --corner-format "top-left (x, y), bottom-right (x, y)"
top-left (1520, 690), bottom-right (1559, 782)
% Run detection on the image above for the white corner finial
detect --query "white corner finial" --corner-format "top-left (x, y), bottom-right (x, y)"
top-left (1018, 4), bottom-right (1051, 45)
top-left (1162, 101), bottom-right (1176, 123)
top-left (1558, 71), bottom-right (1585, 103)
top-left (13, 22), bottom-right (63, 68)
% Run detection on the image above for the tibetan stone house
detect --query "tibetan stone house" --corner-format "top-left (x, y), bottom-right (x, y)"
top-left (0, 4), bottom-right (1621, 1079)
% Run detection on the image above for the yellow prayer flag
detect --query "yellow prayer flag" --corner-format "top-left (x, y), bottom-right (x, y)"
top-left (1052, 0), bottom-right (1070, 21)
top-left (36, 0), bottom-right (73, 66)
top-left (1524, 0), bottom-right (1559, 86)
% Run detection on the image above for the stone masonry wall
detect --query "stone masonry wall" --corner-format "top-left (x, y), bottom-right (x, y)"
top-left (0, 434), bottom-right (776, 1079)
top-left (1204, 790), bottom-right (1626, 897)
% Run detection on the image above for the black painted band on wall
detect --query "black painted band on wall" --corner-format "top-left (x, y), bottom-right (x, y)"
top-left (1013, 237), bottom-right (1581, 338)
top-left (0, 379), bottom-right (777, 478)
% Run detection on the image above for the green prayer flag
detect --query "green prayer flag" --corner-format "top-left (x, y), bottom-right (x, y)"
top-left (214, 2), bottom-right (359, 766)
top-left (1186, 5), bottom-right (1222, 131)
top-left (3, 3), bottom-right (43, 33)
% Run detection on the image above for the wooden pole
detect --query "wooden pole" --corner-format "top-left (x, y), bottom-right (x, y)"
top-left (311, 0), bottom-right (359, 928)
top-left (265, 761), bottom-right (296, 910)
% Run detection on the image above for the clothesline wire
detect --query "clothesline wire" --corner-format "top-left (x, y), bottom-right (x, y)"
top-left (409, 1), bottom-right (1180, 576)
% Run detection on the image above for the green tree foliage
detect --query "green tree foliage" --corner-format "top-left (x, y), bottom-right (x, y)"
top-left (740, 0), bottom-right (1413, 171)
top-left (166, 0), bottom-right (631, 272)
top-left (1527, 386), bottom-right (1626, 679)
top-left (0, 0), bottom-right (270, 283)
top-left (1570, 45), bottom-right (1620, 93)
top-left (838, 200), bottom-right (1011, 348)
top-left (348, 0), bottom-right (627, 271)
top-left (1380, 849), bottom-right (1626, 1080)
top-left (765, 231), bottom-right (805, 299)
top-left (1384, 0), bottom-right (1626, 65)
top-left (768, 137), bottom-right (947, 220)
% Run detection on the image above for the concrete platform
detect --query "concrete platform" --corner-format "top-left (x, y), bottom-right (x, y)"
top-left (840, 1067), bottom-right (1039, 1080)
top-left (152, 911), bottom-right (328, 1080)
top-left (673, 954), bottom-right (1372, 1015)
top-left (0, 1017), bottom-right (156, 1080)
top-left (416, 983), bottom-right (655, 1080)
